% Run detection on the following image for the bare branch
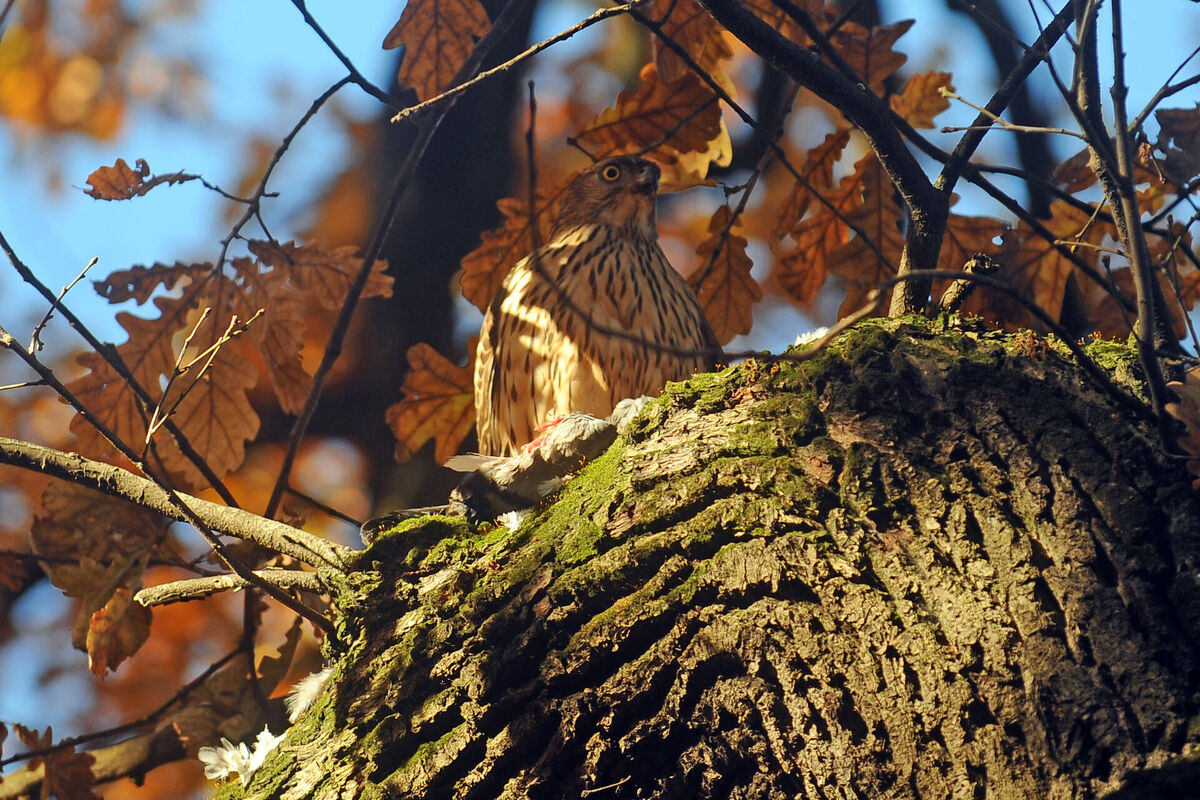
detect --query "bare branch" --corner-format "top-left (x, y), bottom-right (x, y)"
top-left (0, 435), bottom-right (351, 570)
top-left (136, 569), bottom-right (324, 607)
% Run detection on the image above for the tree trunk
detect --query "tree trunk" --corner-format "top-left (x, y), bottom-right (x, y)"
top-left (234, 318), bottom-right (1200, 800)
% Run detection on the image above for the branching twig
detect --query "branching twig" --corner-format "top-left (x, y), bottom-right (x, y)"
top-left (0, 333), bottom-right (342, 638)
top-left (695, 0), bottom-right (946, 316)
top-left (0, 647), bottom-right (248, 770)
top-left (289, 0), bottom-right (404, 109)
top-left (630, 3), bottom-right (895, 273)
top-left (0, 230), bottom-right (239, 505)
top-left (29, 256), bottom-right (97, 353)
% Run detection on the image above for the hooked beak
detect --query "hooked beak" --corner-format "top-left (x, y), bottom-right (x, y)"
top-left (630, 161), bottom-right (660, 194)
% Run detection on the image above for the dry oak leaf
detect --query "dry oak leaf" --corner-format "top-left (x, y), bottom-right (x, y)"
top-left (979, 201), bottom-right (1116, 328)
top-left (691, 206), bottom-right (762, 344)
top-left (231, 254), bottom-right (311, 414)
top-left (249, 239), bottom-right (394, 309)
top-left (889, 71), bottom-right (953, 129)
top-left (772, 163), bottom-right (861, 305)
top-left (1166, 366), bottom-right (1200, 488)
top-left (832, 19), bottom-right (914, 94)
top-left (648, 0), bottom-right (733, 87)
top-left (87, 586), bottom-right (152, 676)
top-left (84, 157), bottom-right (149, 199)
top-left (662, 116), bottom-right (733, 191)
top-left (741, 0), bottom-right (825, 45)
top-left (20, 724), bottom-right (100, 800)
top-left (386, 338), bottom-right (478, 464)
top-left (383, 0), bottom-right (490, 101)
top-left (1156, 104), bottom-right (1200, 185)
top-left (575, 62), bottom-right (724, 176)
top-left (827, 156), bottom-right (906, 317)
top-left (460, 188), bottom-right (564, 312)
top-left (32, 481), bottom-right (166, 670)
top-left (771, 128), bottom-right (852, 242)
top-left (93, 261), bottom-right (205, 304)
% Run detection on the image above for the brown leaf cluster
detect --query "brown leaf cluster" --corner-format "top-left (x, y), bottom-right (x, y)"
top-left (386, 338), bottom-right (478, 464)
top-left (69, 239), bottom-right (392, 489)
top-left (31, 481), bottom-right (168, 675)
top-left (383, 0), bottom-right (491, 101)
top-left (575, 62), bottom-right (731, 189)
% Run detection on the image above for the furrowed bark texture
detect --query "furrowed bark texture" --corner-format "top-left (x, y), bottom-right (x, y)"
top-left (233, 319), bottom-right (1200, 800)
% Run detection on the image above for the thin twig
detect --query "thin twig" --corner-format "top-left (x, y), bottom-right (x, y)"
top-left (0, 333), bottom-right (342, 640)
top-left (391, 2), bottom-right (642, 124)
top-left (628, 3), bottom-right (895, 271)
top-left (29, 257), bottom-right (98, 353)
top-left (289, 0), bottom-right (404, 109)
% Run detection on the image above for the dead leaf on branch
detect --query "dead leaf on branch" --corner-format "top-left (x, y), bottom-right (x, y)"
top-left (890, 71), bottom-right (953, 129)
top-left (87, 586), bottom-right (152, 677)
top-left (31, 481), bottom-right (170, 674)
top-left (383, 0), bottom-right (490, 101)
top-left (83, 157), bottom-right (200, 201)
top-left (827, 156), bottom-right (906, 317)
top-left (771, 128), bottom-right (852, 242)
top-left (18, 724), bottom-right (101, 800)
top-left (831, 19), bottom-right (914, 94)
top-left (772, 160), bottom-right (860, 305)
top-left (67, 298), bottom-right (261, 487)
top-left (647, 0), bottom-right (733, 87)
top-left (83, 157), bottom-right (148, 199)
top-left (249, 239), bottom-right (394, 309)
top-left (1156, 104), bottom-right (1200, 186)
top-left (691, 206), bottom-right (762, 344)
top-left (575, 62), bottom-right (728, 187)
top-left (386, 339), bottom-right (477, 464)
top-left (93, 261), bottom-right (207, 304)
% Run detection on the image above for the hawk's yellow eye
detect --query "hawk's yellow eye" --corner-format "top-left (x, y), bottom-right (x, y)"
top-left (601, 164), bottom-right (621, 182)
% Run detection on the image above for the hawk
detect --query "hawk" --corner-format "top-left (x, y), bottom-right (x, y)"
top-left (474, 156), bottom-right (719, 456)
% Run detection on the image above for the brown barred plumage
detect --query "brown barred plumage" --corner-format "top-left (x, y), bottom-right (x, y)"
top-left (474, 156), bottom-right (719, 456)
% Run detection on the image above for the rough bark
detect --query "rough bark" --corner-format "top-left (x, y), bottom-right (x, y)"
top-left (230, 318), bottom-right (1200, 800)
